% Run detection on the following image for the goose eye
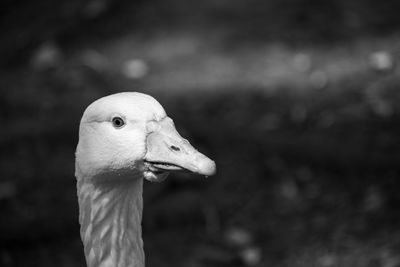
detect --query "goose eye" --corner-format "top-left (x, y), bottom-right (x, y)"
top-left (112, 117), bottom-right (125, 128)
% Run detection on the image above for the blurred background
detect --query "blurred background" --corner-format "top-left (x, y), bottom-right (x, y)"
top-left (1, 0), bottom-right (400, 266)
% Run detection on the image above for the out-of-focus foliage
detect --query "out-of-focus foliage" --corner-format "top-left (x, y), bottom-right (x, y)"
top-left (2, 0), bottom-right (400, 66)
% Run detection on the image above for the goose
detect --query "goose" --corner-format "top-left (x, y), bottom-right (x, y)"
top-left (75, 92), bottom-right (216, 267)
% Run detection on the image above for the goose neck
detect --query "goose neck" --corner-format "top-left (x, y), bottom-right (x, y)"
top-left (77, 175), bottom-right (144, 267)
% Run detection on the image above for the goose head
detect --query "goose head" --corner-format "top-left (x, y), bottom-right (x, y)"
top-left (75, 92), bottom-right (216, 182)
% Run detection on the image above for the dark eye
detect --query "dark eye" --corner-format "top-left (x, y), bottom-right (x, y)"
top-left (112, 117), bottom-right (125, 128)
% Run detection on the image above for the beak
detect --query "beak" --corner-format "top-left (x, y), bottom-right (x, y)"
top-left (144, 117), bottom-right (216, 176)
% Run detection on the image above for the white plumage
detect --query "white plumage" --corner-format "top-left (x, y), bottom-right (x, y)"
top-left (75, 92), bottom-right (216, 267)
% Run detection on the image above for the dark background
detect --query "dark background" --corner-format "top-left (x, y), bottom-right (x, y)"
top-left (1, 0), bottom-right (400, 266)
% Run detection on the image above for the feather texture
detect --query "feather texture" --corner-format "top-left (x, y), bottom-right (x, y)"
top-left (75, 92), bottom-right (216, 267)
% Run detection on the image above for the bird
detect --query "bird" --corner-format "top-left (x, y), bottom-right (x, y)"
top-left (75, 92), bottom-right (216, 267)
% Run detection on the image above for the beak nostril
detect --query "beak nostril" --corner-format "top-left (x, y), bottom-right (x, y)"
top-left (170, 145), bottom-right (180, 152)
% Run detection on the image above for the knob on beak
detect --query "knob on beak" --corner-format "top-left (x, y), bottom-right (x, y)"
top-left (145, 117), bottom-right (216, 176)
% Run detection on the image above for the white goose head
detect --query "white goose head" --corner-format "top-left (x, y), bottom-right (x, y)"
top-left (75, 92), bottom-right (215, 267)
top-left (76, 92), bottom-right (216, 181)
